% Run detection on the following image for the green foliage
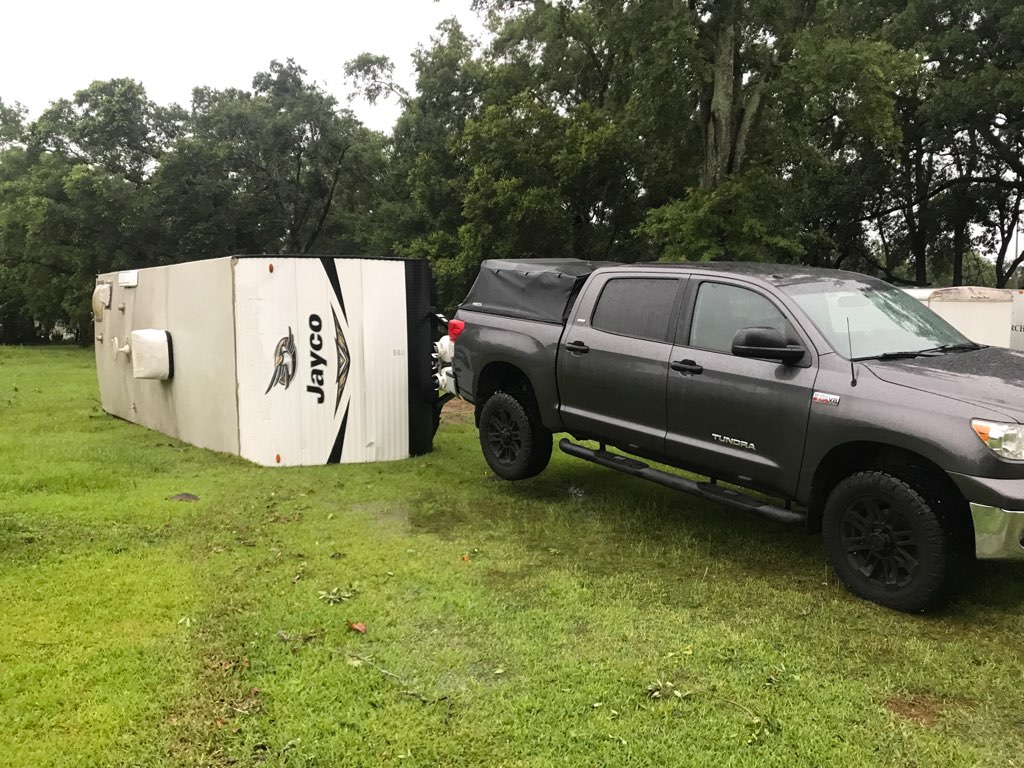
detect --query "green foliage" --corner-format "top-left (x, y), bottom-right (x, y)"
top-left (31, 78), bottom-right (182, 184)
top-left (2, 2), bottom-right (1024, 334)
top-left (641, 173), bottom-right (805, 264)
top-left (188, 59), bottom-right (382, 256)
top-left (344, 53), bottom-right (406, 105)
top-left (0, 63), bottom-right (387, 341)
top-left (0, 146), bottom-right (143, 336)
top-left (0, 98), bottom-right (26, 148)
top-left (460, 98), bottom-right (572, 260)
top-left (384, 19), bottom-right (487, 309)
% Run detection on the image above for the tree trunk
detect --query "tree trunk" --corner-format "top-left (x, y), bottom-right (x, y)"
top-left (904, 207), bottom-right (929, 286)
top-left (950, 199), bottom-right (968, 286)
top-left (696, 0), bottom-right (815, 191)
top-left (994, 190), bottom-right (1023, 288)
top-left (702, 15), bottom-right (737, 191)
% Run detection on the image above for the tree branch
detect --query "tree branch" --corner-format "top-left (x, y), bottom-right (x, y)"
top-left (853, 175), bottom-right (1022, 225)
top-left (985, 127), bottom-right (1024, 178)
top-left (302, 144), bottom-right (350, 254)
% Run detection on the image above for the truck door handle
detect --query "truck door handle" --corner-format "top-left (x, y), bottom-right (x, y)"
top-left (671, 359), bottom-right (703, 375)
top-left (565, 340), bottom-right (590, 354)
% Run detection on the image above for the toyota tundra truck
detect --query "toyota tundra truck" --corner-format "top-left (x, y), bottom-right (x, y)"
top-left (434, 258), bottom-right (1024, 612)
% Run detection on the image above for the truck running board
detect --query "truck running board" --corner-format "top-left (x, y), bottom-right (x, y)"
top-left (558, 439), bottom-right (805, 526)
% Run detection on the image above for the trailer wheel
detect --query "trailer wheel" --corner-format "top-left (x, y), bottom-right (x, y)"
top-left (823, 470), bottom-right (953, 613)
top-left (478, 390), bottom-right (552, 480)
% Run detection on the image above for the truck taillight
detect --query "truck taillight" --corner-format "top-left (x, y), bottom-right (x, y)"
top-left (448, 319), bottom-right (466, 341)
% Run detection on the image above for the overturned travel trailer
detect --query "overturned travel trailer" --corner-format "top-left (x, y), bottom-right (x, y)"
top-left (92, 256), bottom-right (439, 466)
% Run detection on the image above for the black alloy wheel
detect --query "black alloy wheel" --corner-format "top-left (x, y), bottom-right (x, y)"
top-left (838, 494), bottom-right (919, 589)
top-left (478, 390), bottom-right (552, 481)
top-left (487, 406), bottom-right (523, 465)
top-left (823, 470), bottom-right (953, 613)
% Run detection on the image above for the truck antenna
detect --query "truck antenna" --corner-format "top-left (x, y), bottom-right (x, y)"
top-left (847, 317), bottom-right (857, 387)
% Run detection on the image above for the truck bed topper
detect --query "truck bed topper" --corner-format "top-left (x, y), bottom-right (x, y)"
top-left (461, 258), bottom-right (619, 324)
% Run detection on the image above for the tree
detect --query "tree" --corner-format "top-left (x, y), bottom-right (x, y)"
top-left (0, 80), bottom-right (178, 339)
top-left (0, 63), bottom-right (385, 341)
top-left (30, 78), bottom-right (182, 185)
top-left (691, 0), bottom-right (818, 190)
top-left (0, 99), bottom-right (26, 148)
top-left (981, 185), bottom-right (1024, 288)
top-left (187, 60), bottom-right (376, 255)
top-left (0, 146), bottom-right (143, 337)
top-left (874, 0), bottom-right (1024, 286)
top-left (349, 20), bottom-right (489, 306)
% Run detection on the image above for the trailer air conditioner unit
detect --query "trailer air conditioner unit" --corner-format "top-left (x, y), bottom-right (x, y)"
top-left (93, 256), bottom-right (437, 466)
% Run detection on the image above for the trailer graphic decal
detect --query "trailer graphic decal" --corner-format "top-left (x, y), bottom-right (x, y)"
top-left (333, 307), bottom-right (350, 415)
top-left (265, 327), bottom-right (297, 394)
top-left (320, 257), bottom-right (348, 323)
top-left (327, 406), bottom-right (350, 464)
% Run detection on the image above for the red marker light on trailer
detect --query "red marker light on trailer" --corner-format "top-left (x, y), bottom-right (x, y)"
top-left (448, 319), bottom-right (466, 341)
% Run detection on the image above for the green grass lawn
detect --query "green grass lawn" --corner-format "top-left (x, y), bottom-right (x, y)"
top-left (1, 347), bottom-right (1023, 767)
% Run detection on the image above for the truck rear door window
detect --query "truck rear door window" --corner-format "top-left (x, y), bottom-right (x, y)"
top-left (689, 282), bottom-right (790, 353)
top-left (591, 278), bottom-right (679, 342)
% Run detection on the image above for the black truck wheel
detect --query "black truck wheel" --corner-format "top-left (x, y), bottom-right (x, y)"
top-left (823, 470), bottom-right (953, 613)
top-left (478, 390), bottom-right (552, 480)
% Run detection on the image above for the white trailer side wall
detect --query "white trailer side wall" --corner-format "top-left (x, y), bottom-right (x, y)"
top-left (347, 260), bottom-right (410, 462)
top-left (903, 286), bottom-right (1018, 348)
top-left (233, 258), bottom-right (409, 466)
top-left (1010, 291), bottom-right (1024, 351)
top-left (94, 258), bottom-right (240, 454)
top-left (928, 287), bottom-right (1012, 348)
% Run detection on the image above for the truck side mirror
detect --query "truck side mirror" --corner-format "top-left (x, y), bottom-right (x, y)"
top-left (732, 327), bottom-right (805, 365)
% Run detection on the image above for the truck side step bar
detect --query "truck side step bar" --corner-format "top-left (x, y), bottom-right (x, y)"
top-left (558, 439), bottom-right (805, 526)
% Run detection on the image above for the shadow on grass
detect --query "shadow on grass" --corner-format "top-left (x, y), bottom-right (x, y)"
top-left (411, 456), bottom-right (1024, 617)
top-left (414, 459), bottom-right (821, 594)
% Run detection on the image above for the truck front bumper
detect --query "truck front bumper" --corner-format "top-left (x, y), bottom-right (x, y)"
top-left (948, 473), bottom-right (1024, 560)
top-left (969, 504), bottom-right (1024, 560)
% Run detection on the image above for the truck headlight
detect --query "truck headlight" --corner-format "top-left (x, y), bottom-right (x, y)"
top-left (971, 420), bottom-right (1024, 460)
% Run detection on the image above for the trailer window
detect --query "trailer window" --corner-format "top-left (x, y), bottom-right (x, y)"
top-left (591, 278), bottom-right (679, 343)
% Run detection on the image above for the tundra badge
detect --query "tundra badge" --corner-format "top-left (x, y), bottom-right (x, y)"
top-left (712, 433), bottom-right (757, 451)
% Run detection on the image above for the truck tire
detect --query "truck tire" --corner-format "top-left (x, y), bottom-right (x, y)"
top-left (478, 390), bottom-right (552, 480)
top-left (823, 470), bottom-right (953, 613)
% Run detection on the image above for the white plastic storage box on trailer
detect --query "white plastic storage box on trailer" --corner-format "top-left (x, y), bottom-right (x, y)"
top-left (92, 256), bottom-right (437, 466)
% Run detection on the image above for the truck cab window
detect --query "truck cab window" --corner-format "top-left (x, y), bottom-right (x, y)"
top-left (689, 282), bottom-right (790, 353)
top-left (591, 278), bottom-right (678, 342)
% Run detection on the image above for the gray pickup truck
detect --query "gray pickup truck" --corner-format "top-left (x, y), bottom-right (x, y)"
top-left (443, 259), bottom-right (1024, 612)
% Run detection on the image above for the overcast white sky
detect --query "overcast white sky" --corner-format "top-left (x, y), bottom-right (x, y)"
top-left (0, 0), bottom-right (486, 133)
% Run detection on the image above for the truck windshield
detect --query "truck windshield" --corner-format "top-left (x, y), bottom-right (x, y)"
top-left (780, 277), bottom-right (973, 360)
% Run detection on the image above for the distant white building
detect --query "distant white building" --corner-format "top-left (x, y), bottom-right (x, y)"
top-left (903, 286), bottom-right (1024, 349)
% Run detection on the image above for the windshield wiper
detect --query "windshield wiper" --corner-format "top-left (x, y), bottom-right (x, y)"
top-left (852, 351), bottom-right (930, 361)
top-left (918, 342), bottom-right (983, 353)
top-left (854, 342), bottom-right (983, 362)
